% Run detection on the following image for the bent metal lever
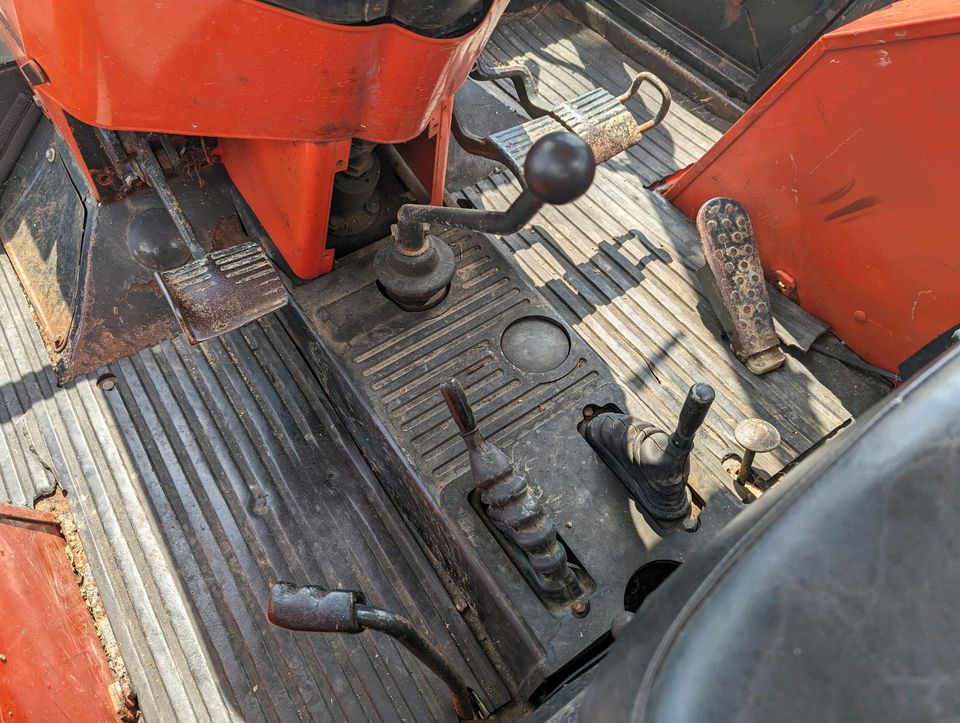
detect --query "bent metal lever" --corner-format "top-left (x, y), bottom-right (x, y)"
top-left (375, 131), bottom-right (596, 311)
top-left (268, 582), bottom-right (481, 719)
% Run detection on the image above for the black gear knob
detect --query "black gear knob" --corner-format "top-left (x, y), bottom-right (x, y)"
top-left (670, 383), bottom-right (716, 453)
top-left (378, 132), bottom-right (596, 312)
top-left (525, 132), bottom-right (596, 205)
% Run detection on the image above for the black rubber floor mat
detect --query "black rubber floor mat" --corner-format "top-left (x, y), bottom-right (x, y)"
top-left (289, 230), bottom-right (747, 699)
top-left (0, 253), bottom-right (506, 721)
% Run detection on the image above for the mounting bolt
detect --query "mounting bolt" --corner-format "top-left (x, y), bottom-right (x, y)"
top-left (681, 514), bottom-right (700, 532)
top-left (571, 599), bottom-right (590, 618)
top-left (853, 309), bottom-right (868, 324)
top-left (45, 147), bottom-right (56, 162)
top-left (96, 373), bottom-right (118, 391)
top-left (735, 418), bottom-right (781, 484)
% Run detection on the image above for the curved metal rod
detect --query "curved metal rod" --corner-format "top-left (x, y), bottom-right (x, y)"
top-left (617, 71), bottom-right (673, 132)
top-left (354, 606), bottom-right (479, 719)
top-left (470, 56), bottom-right (553, 119)
top-left (450, 102), bottom-right (522, 178)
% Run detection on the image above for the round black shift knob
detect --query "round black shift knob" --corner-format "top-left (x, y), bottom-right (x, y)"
top-left (524, 132), bottom-right (596, 205)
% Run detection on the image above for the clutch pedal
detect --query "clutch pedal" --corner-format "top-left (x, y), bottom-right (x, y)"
top-left (124, 131), bottom-right (288, 344)
top-left (156, 242), bottom-right (287, 344)
top-left (456, 68), bottom-right (671, 181)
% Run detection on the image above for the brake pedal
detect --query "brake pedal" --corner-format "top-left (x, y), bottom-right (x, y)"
top-left (696, 198), bottom-right (785, 375)
top-left (123, 131), bottom-right (288, 343)
top-left (157, 241), bottom-right (287, 344)
top-left (456, 69), bottom-right (671, 181)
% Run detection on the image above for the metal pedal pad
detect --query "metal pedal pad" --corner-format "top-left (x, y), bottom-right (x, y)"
top-left (696, 198), bottom-right (785, 375)
top-left (157, 241), bottom-right (288, 344)
top-left (487, 115), bottom-right (565, 179)
top-left (481, 72), bottom-right (672, 182)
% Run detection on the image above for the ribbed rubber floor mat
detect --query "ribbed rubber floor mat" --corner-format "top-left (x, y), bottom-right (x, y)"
top-left (459, 166), bottom-right (849, 471)
top-left (0, 250), bottom-right (505, 721)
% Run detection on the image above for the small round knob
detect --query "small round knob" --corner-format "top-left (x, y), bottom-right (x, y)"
top-left (734, 418), bottom-right (781, 484)
top-left (524, 132), bottom-right (596, 205)
top-left (734, 418), bottom-right (781, 454)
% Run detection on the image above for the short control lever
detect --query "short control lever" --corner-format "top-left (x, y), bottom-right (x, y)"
top-left (583, 383), bottom-right (715, 526)
top-left (375, 131), bottom-right (595, 311)
top-left (268, 582), bottom-right (480, 720)
top-left (442, 378), bottom-right (586, 609)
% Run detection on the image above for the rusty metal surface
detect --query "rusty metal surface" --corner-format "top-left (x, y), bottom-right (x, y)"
top-left (466, 72), bottom-right (670, 182)
top-left (482, 4), bottom-right (723, 185)
top-left (0, 120), bottom-right (85, 351)
top-left (157, 241), bottom-right (288, 344)
top-left (0, 119), bottom-right (274, 381)
top-left (697, 197), bottom-right (785, 375)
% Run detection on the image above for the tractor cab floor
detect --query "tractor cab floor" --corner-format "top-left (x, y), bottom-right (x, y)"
top-left (0, 249), bottom-right (506, 721)
top-left (0, 4), bottom-right (886, 722)
top-left (452, 2), bottom-right (886, 472)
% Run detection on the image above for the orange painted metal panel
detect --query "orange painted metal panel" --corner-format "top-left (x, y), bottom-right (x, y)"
top-left (218, 101), bottom-right (454, 280)
top-left (666, 0), bottom-right (960, 372)
top-left (0, 0), bottom-right (507, 143)
top-left (0, 505), bottom-right (117, 722)
top-left (219, 137), bottom-right (349, 279)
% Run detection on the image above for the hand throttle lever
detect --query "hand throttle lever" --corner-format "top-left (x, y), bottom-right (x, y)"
top-left (375, 131), bottom-right (596, 311)
top-left (268, 582), bottom-right (482, 719)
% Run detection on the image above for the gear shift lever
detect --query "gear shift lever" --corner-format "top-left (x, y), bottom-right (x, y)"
top-left (375, 131), bottom-right (596, 311)
top-left (583, 383), bottom-right (715, 526)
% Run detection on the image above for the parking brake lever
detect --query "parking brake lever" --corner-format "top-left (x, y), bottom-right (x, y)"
top-left (375, 131), bottom-right (595, 311)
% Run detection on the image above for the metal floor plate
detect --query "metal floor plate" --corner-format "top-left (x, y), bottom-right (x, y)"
top-left (0, 250), bottom-right (506, 721)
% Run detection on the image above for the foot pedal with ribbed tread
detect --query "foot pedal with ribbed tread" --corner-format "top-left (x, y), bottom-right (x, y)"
top-left (457, 68), bottom-right (672, 181)
top-left (156, 241), bottom-right (287, 344)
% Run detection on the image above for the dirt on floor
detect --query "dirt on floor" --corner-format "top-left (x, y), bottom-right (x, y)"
top-left (35, 486), bottom-right (143, 722)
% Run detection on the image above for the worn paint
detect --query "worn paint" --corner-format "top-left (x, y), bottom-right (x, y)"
top-left (667, 0), bottom-right (960, 371)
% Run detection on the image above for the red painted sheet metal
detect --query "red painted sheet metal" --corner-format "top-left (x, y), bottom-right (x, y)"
top-left (219, 101), bottom-right (453, 280)
top-left (0, 505), bottom-right (117, 722)
top-left (0, 0), bottom-right (507, 143)
top-left (666, 0), bottom-right (960, 372)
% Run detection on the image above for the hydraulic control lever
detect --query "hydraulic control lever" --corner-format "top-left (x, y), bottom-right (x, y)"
top-left (267, 582), bottom-right (481, 720)
top-left (375, 131), bottom-right (595, 311)
top-left (441, 378), bottom-right (586, 609)
top-left (583, 383), bottom-right (715, 527)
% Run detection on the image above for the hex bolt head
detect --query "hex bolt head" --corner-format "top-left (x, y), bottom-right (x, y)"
top-left (571, 599), bottom-right (590, 618)
top-left (96, 373), bottom-right (118, 391)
